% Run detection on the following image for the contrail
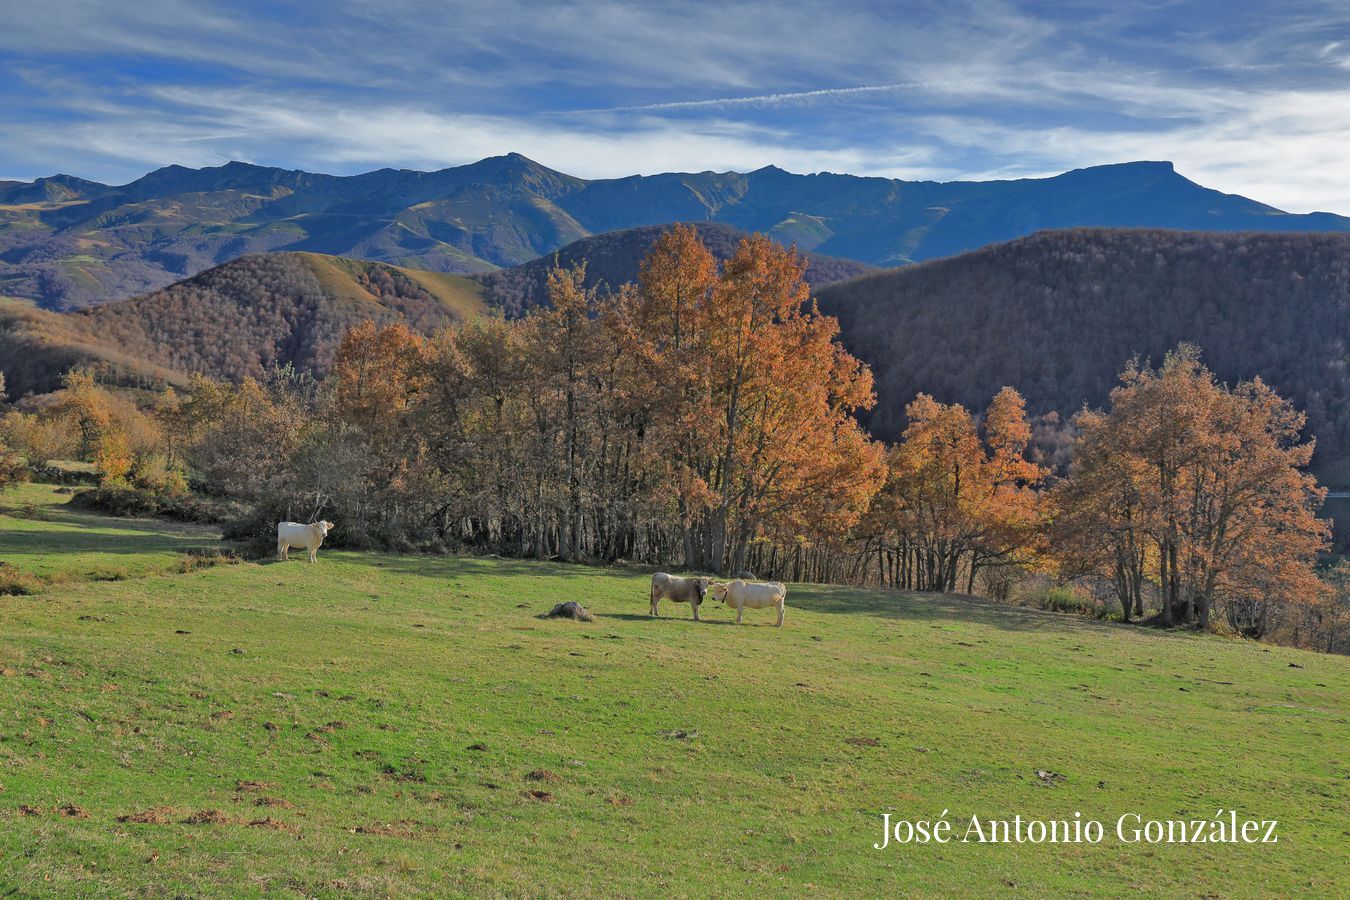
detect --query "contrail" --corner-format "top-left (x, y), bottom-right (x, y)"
top-left (571, 81), bottom-right (951, 114)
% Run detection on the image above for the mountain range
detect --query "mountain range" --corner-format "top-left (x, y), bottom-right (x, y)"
top-left (4, 154), bottom-right (1348, 310)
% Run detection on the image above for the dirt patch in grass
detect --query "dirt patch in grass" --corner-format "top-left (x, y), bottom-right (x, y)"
top-left (845, 737), bottom-right (881, 747)
top-left (235, 780), bottom-right (277, 793)
top-left (117, 807), bottom-right (176, 824)
top-left (183, 809), bottom-right (234, 825)
top-left (1034, 769), bottom-right (1066, 787)
top-left (380, 763), bottom-right (426, 782)
top-left (660, 729), bottom-right (697, 740)
top-left (352, 823), bottom-right (415, 838)
top-left (525, 769), bottom-right (560, 783)
top-left (0, 563), bottom-right (44, 596)
top-left (522, 789), bottom-right (554, 802)
top-left (248, 817), bottom-right (296, 832)
top-left (254, 796), bottom-right (294, 809)
top-left (56, 804), bottom-right (89, 818)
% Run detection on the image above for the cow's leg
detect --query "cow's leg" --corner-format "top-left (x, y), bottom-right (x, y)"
top-left (650, 593), bottom-right (659, 616)
top-left (775, 600), bottom-right (785, 627)
top-left (736, 602), bottom-right (744, 625)
top-left (277, 539), bottom-right (287, 561)
top-left (692, 599), bottom-right (700, 622)
top-left (308, 546), bottom-right (317, 563)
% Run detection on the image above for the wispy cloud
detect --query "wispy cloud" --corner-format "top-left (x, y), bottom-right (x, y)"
top-left (574, 81), bottom-right (974, 114)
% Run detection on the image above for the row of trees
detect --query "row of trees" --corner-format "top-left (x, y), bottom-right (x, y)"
top-left (313, 228), bottom-right (886, 573)
top-left (1, 230), bottom-right (1344, 651)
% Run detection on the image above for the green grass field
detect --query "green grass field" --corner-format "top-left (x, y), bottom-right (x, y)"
top-left (1, 486), bottom-right (1347, 896)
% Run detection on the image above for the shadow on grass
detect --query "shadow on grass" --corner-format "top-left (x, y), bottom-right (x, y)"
top-left (793, 583), bottom-right (1142, 638)
top-left (0, 518), bottom-right (217, 557)
top-left (363, 553), bottom-right (616, 582)
top-left (600, 613), bottom-right (738, 626)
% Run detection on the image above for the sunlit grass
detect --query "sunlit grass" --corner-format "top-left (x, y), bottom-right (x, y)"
top-left (0, 488), bottom-right (1345, 895)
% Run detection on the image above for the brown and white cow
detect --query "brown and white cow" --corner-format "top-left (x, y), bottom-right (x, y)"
top-left (650, 572), bottom-right (711, 621)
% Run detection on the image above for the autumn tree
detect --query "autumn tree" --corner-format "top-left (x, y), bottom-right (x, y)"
top-left (1056, 346), bottom-right (1329, 629)
top-left (868, 388), bottom-right (1046, 592)
top-left (168, 373), bottom-right (310, 500)
top-left (325, 321), bottom-right (437, 539)
top-left (0, 411), bottom-right (76, 470)
top-left (1052, 407), bottom-right (1150, 620)
top-left (525, 265), bottom-right (602, 560)
top-left (56, 368), bottom-right (115, 460)
top-left (621, 225), bottom-right (720, 566)
top-left (624, 229), bottom-right (883, 573)
top-left (0, 372), bottom-right (21, 490)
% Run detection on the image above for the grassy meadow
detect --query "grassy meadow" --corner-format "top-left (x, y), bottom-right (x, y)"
top-left (1, 485), bottom-right (1347, 896)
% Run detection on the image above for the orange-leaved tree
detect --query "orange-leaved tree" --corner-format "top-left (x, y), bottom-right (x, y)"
top-left (869, 388), bottom-right (1047, 592)
top-left (1055, 345), bottom-right (1329, 629)
top-left (625, 228), bottom-right (884, 573)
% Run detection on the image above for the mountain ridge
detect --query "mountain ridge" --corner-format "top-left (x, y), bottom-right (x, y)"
top-left (4, 154), bottom-right (1347, 310)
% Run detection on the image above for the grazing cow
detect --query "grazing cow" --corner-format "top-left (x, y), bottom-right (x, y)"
top-left (711, 579), bottom-right (787, 626)
top-left (650, 573), bottom-right (711, 621)
top-left (276, 520), bottom-right (334, 563)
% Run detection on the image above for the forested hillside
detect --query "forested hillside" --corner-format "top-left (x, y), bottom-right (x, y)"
top-left (0, 298), bottom-right (189, 399)
top-left (815, 229), bottom-right (1350, 472)
top-left (474, 222), bottom-right (874, 315)
top-left (1, 253), bottom-right (485, 398)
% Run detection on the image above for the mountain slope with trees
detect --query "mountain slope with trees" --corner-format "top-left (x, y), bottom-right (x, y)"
top-left (814, 229), bottom-right (1350, 476)
top-left (474, 222), bottom-right (875, 316)
top-left (4, 154), bottom-right (1346, 309)
top-left (0, 253), bottom-right (487, 398)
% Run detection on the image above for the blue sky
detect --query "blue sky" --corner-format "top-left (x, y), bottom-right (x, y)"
top-left (1, 0), bottom-right (1348, 212)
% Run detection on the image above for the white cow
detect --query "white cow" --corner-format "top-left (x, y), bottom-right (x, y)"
top-left (276, 520), bottom-right (334, 563)
top-left (710, 579), bottom-right (787, 627)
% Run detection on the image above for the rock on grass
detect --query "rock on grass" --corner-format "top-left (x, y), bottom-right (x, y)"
top-left (544, 601), bottom-right (594, 622)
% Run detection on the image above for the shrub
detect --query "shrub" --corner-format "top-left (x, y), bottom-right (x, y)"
top-left (30, 463), bottom-right (98, 486)
top-left (0, 563), bottom-right (44, 596)
top-left (177, 547), bottom-right (242, 573)
top-left (1024, 583), bottom-right (1117, 619)
top-left (68, 487), bottom-right (236, 524)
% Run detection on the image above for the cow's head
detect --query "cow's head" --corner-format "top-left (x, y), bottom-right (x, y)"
top-left (695, 577), bottom-right (710, 600)
top-left (709, 581), bottom-right (729, 603)
top-left (319, 520), bottom-right (335, 536)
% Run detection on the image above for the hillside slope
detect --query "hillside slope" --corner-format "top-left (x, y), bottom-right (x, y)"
top-left (1, 253), bottom-right (487, 398)
top-left (815, 229), bottom-right (1350, 469)
top-left (1, 494), bottom-right (1345, 895)
top-left (0, 297), bottom-right (191, 398)
top-left (4, 155), bottom-right (1346, 309)
top-left (474, 222), bottom-right (876, 315)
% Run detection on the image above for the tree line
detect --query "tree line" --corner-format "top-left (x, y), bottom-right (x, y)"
top-left (0, 228), bottom-right (1345, 652)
